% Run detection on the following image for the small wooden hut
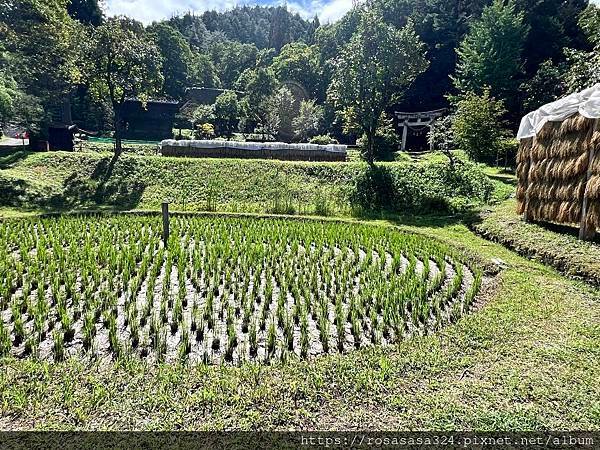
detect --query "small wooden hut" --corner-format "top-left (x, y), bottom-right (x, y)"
top-left (516, 84), bottom-right (600, 240)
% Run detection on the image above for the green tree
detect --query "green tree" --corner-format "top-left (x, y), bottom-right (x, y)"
top-left (269, 5), bottom-right (291, 51)
top-left (0, 70), bottom-right (16, 125)
top-left (270, 42), bottom-right (323, 99)
top-left (192, 104), bottom-right (215, 127)
top-left (270, 87), bottom-right (296, 141)
top-left (328, 8), bottom-right (428, 163)
top-left (190, 53), bottom-right (220, 88)
top-left (453, 0), bottom-right (529, 103)
top-left (84, 17), bottom-right (163, 155)
top-left (0, 0), bottom-right (81, 138)
top-left (149, 23), bottom-right (196, 100)
top-left (293, 99), bottom-right (323, 142)
top-left (376, 0), bottom-right (489, 111)
top-left (207, 38), bottom-right (258, 88)
top-left (520, 60), bottom-right (568, 112)
top-left (256, 87), bottom-right (296, 140)
top-left (452, 89), bottom-right (509, 163)
top-left (214, 91), bottom-right (240, 137)
top-left (236, 67), bottom-right (278, 133)
top-left (515, 0), bottom-right (589, 75)
top-left (564, 4), bottom-right (600, 91)
top-left (427, 115), bottom-right (456, 165)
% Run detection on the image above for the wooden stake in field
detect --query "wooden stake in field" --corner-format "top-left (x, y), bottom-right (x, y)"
top-left (162, 202), bottom-right (170, 247)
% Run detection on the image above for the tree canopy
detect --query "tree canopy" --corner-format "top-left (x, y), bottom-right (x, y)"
top-left (328, 8), bottom-right (428, 163)
top-left (453, 0), bottom-right (529, 102)
top-left (84, 17), bottom-right (163, 154)
top-left (1, 0), bottom-right (598, 161)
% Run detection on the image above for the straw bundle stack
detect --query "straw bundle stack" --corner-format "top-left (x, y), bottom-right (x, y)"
top-left (516, 114), bottom-right (599, 238)
top-left (159, 140), bottom-right (348, 162)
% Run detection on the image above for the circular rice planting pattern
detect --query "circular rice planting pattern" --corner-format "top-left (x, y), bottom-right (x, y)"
top-left (0, 215), bottom-right (482, 365)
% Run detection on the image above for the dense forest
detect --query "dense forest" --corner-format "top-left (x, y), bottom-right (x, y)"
top-left (0, 0), bottom-right (599, 160)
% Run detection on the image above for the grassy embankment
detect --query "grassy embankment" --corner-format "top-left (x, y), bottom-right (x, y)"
top-left (0, 150), bottom-right (492, 218)
top-left (0, 152), bottom-right (598, 431)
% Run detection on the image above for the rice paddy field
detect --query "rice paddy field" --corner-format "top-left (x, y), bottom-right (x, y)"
top-left (0, 214), bottom-right (482, 365)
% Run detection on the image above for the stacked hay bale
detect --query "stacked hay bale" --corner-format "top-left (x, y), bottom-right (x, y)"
top-left (517, 115), bottom-right (600, 240)
top-left (159, 140), bottom-right (347, 162)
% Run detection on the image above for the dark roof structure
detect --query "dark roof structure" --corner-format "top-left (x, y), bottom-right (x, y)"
top-left (121, 99), bottom-right (180, 141)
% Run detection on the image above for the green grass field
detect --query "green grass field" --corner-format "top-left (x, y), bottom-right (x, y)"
top-left (0, 151), bottom-right (598, 431)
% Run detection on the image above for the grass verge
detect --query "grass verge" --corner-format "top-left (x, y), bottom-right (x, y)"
top-left (474, 199), bottom-right (600, 286)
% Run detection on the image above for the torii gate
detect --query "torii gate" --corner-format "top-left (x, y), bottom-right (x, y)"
top-left (394, 109), bottom-right (446, 151)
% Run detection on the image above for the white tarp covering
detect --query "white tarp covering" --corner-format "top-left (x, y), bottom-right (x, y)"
top-left (160, 140), bottom-right (347, 154)
top-left (517, 83), bottom-right (600, 140)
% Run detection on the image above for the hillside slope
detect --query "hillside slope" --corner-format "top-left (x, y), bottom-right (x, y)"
top-left (0, 151), bottom-right (492, 216)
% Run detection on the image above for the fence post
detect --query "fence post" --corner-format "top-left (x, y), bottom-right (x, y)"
top-left (162, 202), bottom-right (170, 247)
top-left (579, 119), bottom-right (598, 241)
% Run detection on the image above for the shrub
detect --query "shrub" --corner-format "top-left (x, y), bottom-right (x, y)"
top-left (293, 99), bottom-right (323, 142)
top-left (356, 116), bottom-right (399, 161)
top-left (348, 154), bottom-right (493, 213)
top-left (194, 123), bottom-right (215, 140)
top-left (309, 134), bottom-right (338, 145)
top-left (451, 89), bottom-right (510, 164)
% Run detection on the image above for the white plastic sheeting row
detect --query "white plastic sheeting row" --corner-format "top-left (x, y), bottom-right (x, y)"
top-left (518, 83), bottom-right (600, 140)
top-left (160, 140), bottom-right (348, 154)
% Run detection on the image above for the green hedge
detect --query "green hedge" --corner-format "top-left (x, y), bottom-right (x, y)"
top-left (348, 157), bottom-right (493, 213)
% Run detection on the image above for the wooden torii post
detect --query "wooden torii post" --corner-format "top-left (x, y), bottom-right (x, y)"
top-left (394, 109), bottom-right (446, 152)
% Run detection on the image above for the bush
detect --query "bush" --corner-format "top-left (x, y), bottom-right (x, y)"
top-left (194, 123), bottom-right (215, 140)
top-left (452, 89), bottom-right (509, 164)
top-left (348, 154), bottom-right (493, 213)
top-left (356, 117), bottom-right (399, 161)
top-left (309, 134), bottom-right (338, 145)
top-left (497, 138), bottom-right (519, 169)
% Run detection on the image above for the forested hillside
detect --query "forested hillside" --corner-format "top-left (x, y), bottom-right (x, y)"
top-left (1, 0), bottom-right (599, 158)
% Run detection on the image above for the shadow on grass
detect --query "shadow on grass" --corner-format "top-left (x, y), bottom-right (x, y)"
top-left (488, 173), bottom-right (517, 187)
top-left (57, 154), bottom-right (145, 210)
top-left (348, 164), bottom-right (485, 229)
top-left (0, 150), bottom-right (32, 169)
top-left (0, 177), bottom-right (31, 206)
top-left (530, 219), bottom-right (600, 244)
top-left (1, 153), bottom-right (146, 213)
top-left (350, 207), bottom-right (482, 229)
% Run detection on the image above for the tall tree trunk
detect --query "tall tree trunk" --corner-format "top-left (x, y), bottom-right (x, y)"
top-left (366, 129), bottom-right (375, 165)
top-left (113, 105), bottom-right (123, 157)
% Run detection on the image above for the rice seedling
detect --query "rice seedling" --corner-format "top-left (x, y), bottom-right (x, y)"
top-left (53, 329), bottom-right (64, 362)
top-left (82, 311), bottom-right (96, 351)
top-left (267, 319), bottom-right (277, 357)
top-left (300, 311), bottom-right (309, 359)
top-left (23, 335), bottom-right (39, 358)
top-left (0, 214), bottom-right (482, 365)
top-left (0, 321), bottom-right (12, 356)
top-left (178, 322), bottom-right (191, 363)
top-left (249, 321), bottom-right (258, 358)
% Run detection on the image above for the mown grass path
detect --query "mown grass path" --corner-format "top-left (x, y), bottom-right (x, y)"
top-left (0, 214), bottom-right (598, 430)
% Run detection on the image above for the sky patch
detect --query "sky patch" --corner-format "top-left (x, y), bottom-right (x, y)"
top-left (104, 0), bottom-right (353, 25)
